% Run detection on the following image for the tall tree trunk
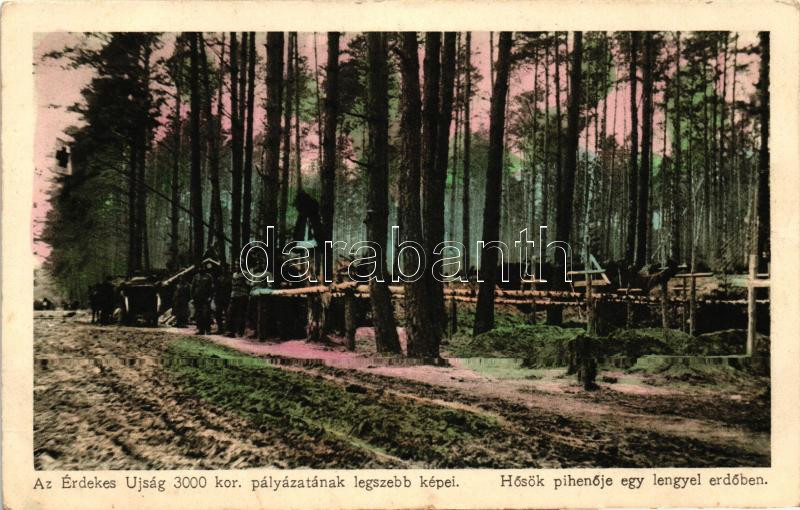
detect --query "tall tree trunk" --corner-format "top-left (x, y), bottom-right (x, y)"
top-left (688, 99), bottom-right (697, 335)
top-left (589, 36), bottom-right (599, 256)
top-left (366, 32), bottom-right (402, 354)
top-left (279, 33), bottom-right (295, 246)
top-left (242, 32), bottom-right (256, 248)
top-left (169, 38), bottom-right (183, 269)
top-left (671, 32), bottom-right (683, 262)
top-left (557, 32), bottom-right (583, 253)
top-left (473, 31), bottom-right (513, 336)
top-left (621, 66), bottom-right (629, 258)
top-left (554, 32), bottom-right (564, 243)
top-left (450, 108), bottom-right (460, 239)
top-left (548, 32), bottom-right (582, 326)
top-left (542, 38), bottom-right (550, 233)
top-left (320, 32), bottom-right (340, 280)
top-left (626, 31), bottom-right (640, 264)
top-left (313, 33), bottom-right (324, 167)
top-left (601, 33), bottom-right (612, 257)
top-left (702, 57), bottom-right (711, 256)
top-left (716, 33), bottom-right (729, 264)
top-left (731, 34), bottom-right (741, 258)
top-left (128, 142), bottom-right (139, 275)
top-left (189, 32), bottom-right (204, 262)
top-left (421, 32), bottom-right (441, 254)
top-left (660, 68), bottom-right (669, 262)
top-left (462, 32), bottom-right (472, 272)
top-left (427, 32), bottom-right (456, 333)
top-left (139, 154), bottom-right (149, 270)
top-left (710, 38), bottom-right (720, 261)
top-left (501, 87), bottom-right (510, 249)
top-left (607, 56), bottom-right (619, 259)
top-left (137, 43), bottom-right (153, 270)
top-left (635, 32), bottom-right (654, 268)
top-left (397, 32), bottom-right (440, 358)
top-left (263, 32), bottom-right (285, 262)
top-left (489, 32), bottom-right (495, 90)
top-left (229, 32), bottom-right (242, 260)
top-left (756, 32), bottom-right (770, 273)
top-left (530, 47), bottom-right (540, 236)
top-left (200, 34), bottom-right (226, 265)
top-left (294, 35), bottom-right (303, 192)
top-left (449, 32), bottom-right (462, 242)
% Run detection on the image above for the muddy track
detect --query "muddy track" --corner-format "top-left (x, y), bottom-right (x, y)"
top-left (275, 362), bottom-right (769, 467)
top-left (34, 319), bottom-right (769, 469)
top-left (35, 322), bottom-right (399, 469)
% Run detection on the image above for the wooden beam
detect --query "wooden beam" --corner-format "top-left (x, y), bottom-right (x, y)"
top-left (567, 269), bottom-right (607, 275)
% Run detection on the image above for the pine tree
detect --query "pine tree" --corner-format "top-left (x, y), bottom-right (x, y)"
top-left (365, 32), bottom-right (402, 354)
top-left (474, 31), bottom-right (513, 335)
top-left (397, 32), bottom-right (440, 358)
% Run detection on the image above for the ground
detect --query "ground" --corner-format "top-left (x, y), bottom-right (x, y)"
top-left (34, 312), bottom-right (769, 470)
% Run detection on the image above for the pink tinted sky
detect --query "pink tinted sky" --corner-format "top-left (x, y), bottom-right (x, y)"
top-left (33, 31), bottom-right (760, 262)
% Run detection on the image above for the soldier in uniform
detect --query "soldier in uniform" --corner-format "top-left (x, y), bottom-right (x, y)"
top-left (98, 276), bottom-right (116, 324)
top-left (88, 284), bottom-right (101, 323)
top-left (172, 276), bottom-right (190, 328)
top-left (191, 264), bottom-right (214, 334)
top-left (214, 268), bottom-right (232, 334)
top-left (226, 263), bottom-right (250, 338)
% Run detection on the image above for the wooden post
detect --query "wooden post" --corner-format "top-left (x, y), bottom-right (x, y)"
top-left (344, 290), bottom-right (356, 351)
top-left (746, 253), bottom-right (757, 356)
top-left (681, 275), bottom-right (687, 332)
top-left (585, 275), bottom-right (594, 335)
top-left (449, 295), bottom-right (457, 338)
top-left (660, 279), bottom-right (669, 332)
top-left (689, 274), bottom-right (696, 336)
top-left (625, 296), bottom-right (633, 329)
top-left (307, 294), bottom-right (324, 342)
top-left (258, 296), bottom-right (269, 341)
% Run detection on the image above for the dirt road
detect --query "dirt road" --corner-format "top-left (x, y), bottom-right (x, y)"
top-left (34, 315), bottom-right (769, 469)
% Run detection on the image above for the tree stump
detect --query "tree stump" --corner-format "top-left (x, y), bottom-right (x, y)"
top-left (570, 333), bottom-right (599, 390)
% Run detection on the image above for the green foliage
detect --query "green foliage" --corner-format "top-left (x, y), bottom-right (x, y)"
top-left (43, 33), bottom-right (167, 297)
top-left (165, 338), bottom-right (507, 466)
top-left (605, 327), bottom-right (694, 358)
top-left (446, 313), bottom-right (752, 371)
top-left (629, 355), bottom-right (750, 385)
top-left (41, 127), bottom-right (130, 301)
top-left (449, 319), bottom-right (583, 361)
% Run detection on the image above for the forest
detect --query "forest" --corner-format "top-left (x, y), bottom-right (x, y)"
top-left (39, 31), bottom-right (770, 357)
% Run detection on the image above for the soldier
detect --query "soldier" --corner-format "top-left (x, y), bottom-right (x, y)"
top-left (98, 276), bottom-right (116, 324)
top-left (172, 276), bottom-right (190, 328)
top-left (214, 268), bottom-right (232, 334)
top-left (226, 263), bottom-right (250, 338)
top-left (191, 264), bottom-right (214, 335)
top-left (202, 242), bottom-right (219, 263)
top-left (88, 284), bottom-right (101, 323)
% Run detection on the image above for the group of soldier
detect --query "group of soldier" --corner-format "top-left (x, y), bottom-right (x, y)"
top-left (171, 262), bottom-right (252, 338)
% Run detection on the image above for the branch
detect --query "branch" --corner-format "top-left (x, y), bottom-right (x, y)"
top-left (345, 156), bottom-right (368, 169)
top-left (343, 110), bottom-right (373, 122)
